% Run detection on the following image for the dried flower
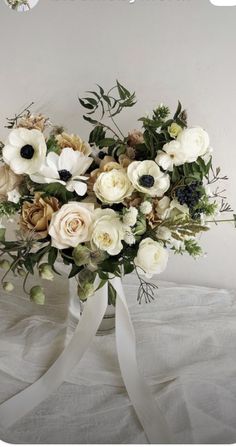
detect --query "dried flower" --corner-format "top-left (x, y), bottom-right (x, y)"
top-left (21, 193), bottom-right (60, 239)
top-left (18, 114), bottom-right (48, 132)
top-left (56, 132), bottom-right (91, 156)
top-left (128, 130), bottom-right (144, 147)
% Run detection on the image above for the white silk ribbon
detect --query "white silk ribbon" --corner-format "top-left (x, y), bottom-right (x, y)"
top-left (0, 278), bottom-right (172, 443)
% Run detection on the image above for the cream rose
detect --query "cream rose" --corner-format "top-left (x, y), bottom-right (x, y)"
top-left (49, 202), bottom-right (94, 249)
top-left (90, 208), bottom-right (125, 255)
top-left (134, 237), bottom-right (169, 278)
top-left (93, 169), bottom-right (133, 204)
top-left (127, 160), bottom-right (170, 197)
top-left (177, 127), bottom-right (210, 163)
top-left (0, 164), bottom-right (22, 201)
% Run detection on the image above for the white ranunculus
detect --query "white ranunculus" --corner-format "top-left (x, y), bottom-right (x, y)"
top-left (155, 196), bottom-right (171, 220)
top-left (90, 208), bottom-right (125, 255)
top-left (30, 147), bottom-right (92, 197)
top-left (169, 199), bottom-right (189, 218)
top-left (155, 141), bottom-right (186, 171)
top-left (177, 127), bottom-right (210, 163)
top-left (93, 169), bottom-right (133, 204)
top-left (3, 128), bottom-right (47, 175)
top-left (134, 237), bottom-right (169, 278)
top-left (127, 160), bottom-right (170, 197)
top-left (123, 206), bottom-right (138, 226)
top-left (49, 202), bottom-right (94, 249)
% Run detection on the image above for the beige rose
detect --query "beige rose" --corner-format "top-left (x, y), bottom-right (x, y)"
top-left (21, 193), bottom-right (60, 239)
top-left (56, 132), bottom-right (91, 156)
top-left (94, 169), bottom-right (133, 204)
top-left (49, 202), bottom-right (94, 249)
top-left (0, 164), bottom-right (22, 201)
top-left (88, 157), bottom-right (122, 193)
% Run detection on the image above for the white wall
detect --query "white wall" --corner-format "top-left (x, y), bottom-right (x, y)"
top-left (0, 0), bottom-right (235, 289)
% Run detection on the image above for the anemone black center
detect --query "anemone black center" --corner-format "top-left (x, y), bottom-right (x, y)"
top-left (20, 145), bottom-right (35, 160)
top-left (139, 175), bottom-right (155, 188)
top-left (58, 169), bottom-right (72, 182)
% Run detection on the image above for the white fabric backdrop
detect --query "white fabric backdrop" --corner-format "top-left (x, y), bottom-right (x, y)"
top-left (0, 273), bottom-right (236, 444)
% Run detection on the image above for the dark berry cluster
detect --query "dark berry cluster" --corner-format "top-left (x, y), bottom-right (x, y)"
top-left (175, 181), bottom-right (203, 219)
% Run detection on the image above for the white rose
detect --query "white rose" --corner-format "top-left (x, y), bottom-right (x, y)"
top-left (177, 127), bottom-right (210, 163)
top-left (90, 208), bottom-right (125, 255)
top-left (93, 169), bottom-right (133, 204)
top-left (135, 237), bottom-right (169, 278)
top-left (127, 160), bottom-right (170, 197)
top-left (3, 128), bottom-right (47, 175)
top-left (49, 202), bottom-right (94, 249)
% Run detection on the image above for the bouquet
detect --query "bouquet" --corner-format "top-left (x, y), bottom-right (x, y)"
top-left (0, 82), bottom-right (235, 306)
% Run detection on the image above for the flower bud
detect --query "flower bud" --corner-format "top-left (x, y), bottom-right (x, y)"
top-left (38, 263), bottom-right (54, 281)
top-left (18, 268), bottom-right (26, 277)
top-left (73, 245), bottom-right (91, 267)
top-left (77, 282), bottom-right (94, 301)
top-left (30, 286), bottom-right (45, 305)
top-left (0, 259), bottom-right (11, 270)
top-left (134, 216), bottom-right (147, 236)
top-left (168, 122), bottom-right (182, 138)
top-left (2, 281), bottom-right (14, 292)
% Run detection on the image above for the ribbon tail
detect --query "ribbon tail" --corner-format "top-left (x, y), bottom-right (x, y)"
top-left (111, 276), bottom-right (172, 444)
top-left (0, 283), bottom-right (108, 430)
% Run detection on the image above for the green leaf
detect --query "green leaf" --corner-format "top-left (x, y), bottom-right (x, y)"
top-left (37, 183), bottom-right (74, 203)
top-left (108, 281), bottom-right (116, 306)
top-left (69, 264), bottom-right (81, 279)
top-left (24, 256), bottom-right (35, 275)
top-left (48, 247), bottom-right (58, 266)
top-left (79, 98), bottom-right (94, 110)
top-left (46, 136), bottom-right (61, 155)
top-left (89, 125), bottom-right (106, 145)
top-left (98, 138), bottom-right (116, 147)
top-left (96, 279), bottom-right (107, 291)
top-left (124, 260), bottom-right (134, 275)
top-left (83, 115), bottom-right (99, 125)
top-left (116, 80), bottom-right (131, 99)
top-left (174, 101), bottom-right (182, 119)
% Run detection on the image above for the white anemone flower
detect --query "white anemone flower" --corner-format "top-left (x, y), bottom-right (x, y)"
top-left (155, 141), bottom-right (186, 172)
top-left (127, 160), bottom-right (170, 197)
top-left (3, 128), bottom-right (47, 175)
top-left (30, 147), bottom-right (93, 196)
